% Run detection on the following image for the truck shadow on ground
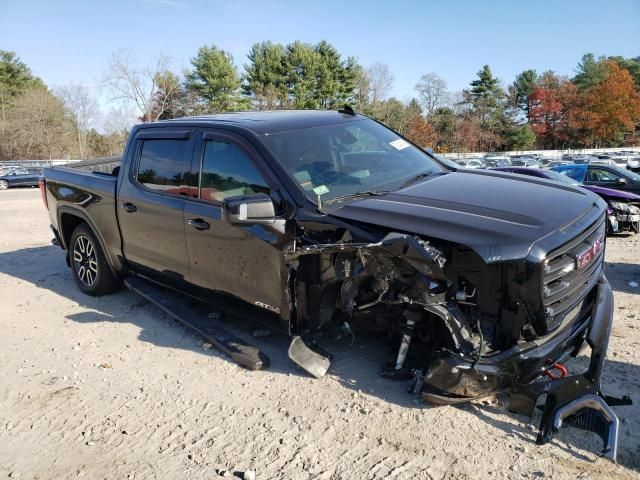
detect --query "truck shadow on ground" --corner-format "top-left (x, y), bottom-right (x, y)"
top-left (0, 244), bottom-right (638, 470)
top-left (605, 261), bottom-right (640, 294)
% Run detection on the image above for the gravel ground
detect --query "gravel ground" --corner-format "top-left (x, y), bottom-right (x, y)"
top-left (0, 188), bottom-right (639, 479)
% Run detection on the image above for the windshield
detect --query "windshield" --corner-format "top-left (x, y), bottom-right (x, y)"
top-left (0, 167), bottom-right (15, 176)
top-left (261, 118), bottom-right (446, 204)
top-left (556, 167), bottom-right (586, 182)
top-left (543, 169), bottom-right (580, 185)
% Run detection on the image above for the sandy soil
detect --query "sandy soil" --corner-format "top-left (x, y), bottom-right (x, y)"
top-left (0, 188), bottom-right (639, 479)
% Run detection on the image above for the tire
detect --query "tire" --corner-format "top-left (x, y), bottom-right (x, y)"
top-left (0, 180), bottom-right (8, 190)
top-left (69, 223), bottom-right (120, 296)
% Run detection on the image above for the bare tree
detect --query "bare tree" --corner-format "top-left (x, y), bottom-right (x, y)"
top-left (366, 63), bottom-right (394, 106)
top-left (415, 72), bottom-right (449, 116)
top-left (56, 84), bottom-right (99, 159)
top-left (5, 88), bottom-right (71, 159)
top-left (101, 50), bottom-right (175, 122)
top-left (353, 67), bottom-right (371, 112)
top-left (102, 105), bottom-right (137, 156)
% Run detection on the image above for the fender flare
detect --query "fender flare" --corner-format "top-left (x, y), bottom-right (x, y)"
top-left (56, 205), bottom-right (123, 276)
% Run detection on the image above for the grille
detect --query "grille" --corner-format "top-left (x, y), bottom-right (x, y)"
top-left (542, 216), bottom-right (606, 330)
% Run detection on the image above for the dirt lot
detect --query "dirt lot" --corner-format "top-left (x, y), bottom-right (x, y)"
top-left (0, 188), bottom-right (639, 479)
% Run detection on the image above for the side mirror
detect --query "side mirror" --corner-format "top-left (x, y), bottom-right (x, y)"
top-left (617, 178), bottom-right (628, 185)
top-left (224, 193), bottom-right (277, 224)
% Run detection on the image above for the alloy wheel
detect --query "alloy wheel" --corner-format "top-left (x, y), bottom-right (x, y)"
top-left (73, 235), bottom-right (98, 286)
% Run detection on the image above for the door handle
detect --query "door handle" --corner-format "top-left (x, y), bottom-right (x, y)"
top-left (187, 218), bottom-right (210, 230)
top-left (120, 202), bottom-right (137, 213)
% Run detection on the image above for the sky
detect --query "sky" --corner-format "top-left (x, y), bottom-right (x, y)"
top-left (1, 0), bottom-right (639, 121)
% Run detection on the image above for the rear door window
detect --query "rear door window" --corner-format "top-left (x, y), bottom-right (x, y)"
top-left (199, 140), bottom-right (270, 202)
top-left (136, 139), bottom-right (192, 196)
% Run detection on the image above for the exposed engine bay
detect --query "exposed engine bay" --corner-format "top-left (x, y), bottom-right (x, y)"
top-left (607, 200), bottom-right (640, 234)
top-left (285, 230), bottom-right (530, 397)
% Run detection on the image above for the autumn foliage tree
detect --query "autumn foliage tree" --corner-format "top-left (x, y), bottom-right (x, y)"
top-left (582, 61), bottom-right (640, 145)
top-left (405, 116), bottom-right (436, 147)
top-left (528, 74), bottom-right (571, 149)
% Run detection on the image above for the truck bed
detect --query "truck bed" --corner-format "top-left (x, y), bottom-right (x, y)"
top-left (43, 165), bottom-right (123, 272)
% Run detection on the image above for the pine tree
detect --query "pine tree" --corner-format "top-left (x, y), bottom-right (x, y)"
top-left (186, 46), bottom-right (245, 112)
top-left (508, 69), bottom-right (537, 120)
top-left (573, 53), bottom-right (609, 90)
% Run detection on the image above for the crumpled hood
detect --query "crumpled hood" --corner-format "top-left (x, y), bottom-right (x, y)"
top-left (582, 184), bottom-right (640, 202)
top-left (330, 170), bottom-right (605, 263)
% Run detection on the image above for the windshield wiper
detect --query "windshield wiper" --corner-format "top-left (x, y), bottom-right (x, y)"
top-left (323, 190), bottom-right (390, 206)
top-left (398, 171), bottom-right (434, 189)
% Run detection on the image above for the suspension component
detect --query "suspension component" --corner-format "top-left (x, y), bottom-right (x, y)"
top-left (395, 310), bottom-right (421, 369)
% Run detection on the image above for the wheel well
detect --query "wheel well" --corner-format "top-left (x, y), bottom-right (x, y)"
top-left (60, 213), bottom-right (86, 249)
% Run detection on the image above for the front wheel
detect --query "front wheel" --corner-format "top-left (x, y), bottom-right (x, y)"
top-left (69, 223), bottom-right (120, 296)
top-left (0, 180), bottom-right (8, 190)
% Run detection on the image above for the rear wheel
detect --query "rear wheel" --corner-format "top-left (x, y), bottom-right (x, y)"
top-left (69, 223), bottom-right (120, 296)
top-left (0, 180), bottom-right (8, 190)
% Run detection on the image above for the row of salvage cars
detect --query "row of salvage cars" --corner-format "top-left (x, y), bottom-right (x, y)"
top-left (491, 164), bottom-right (640, 235)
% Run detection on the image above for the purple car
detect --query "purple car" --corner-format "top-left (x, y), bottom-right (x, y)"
top-left (492, 167), bottom-right (640, 234)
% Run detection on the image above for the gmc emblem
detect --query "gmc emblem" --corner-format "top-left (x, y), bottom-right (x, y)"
top-left (576, 236), bottom-right (604, 269)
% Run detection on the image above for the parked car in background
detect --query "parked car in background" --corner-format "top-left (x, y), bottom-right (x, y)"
top-left (626, 157), bottom-right (640, 172)
top-left (494, 166), bottom-right (640, 234)
top-left (483, 156), bottom-right (511, 168)
top-left (537, 157), bottom-right (554, 168)
top-left (0, 166), bottom-right (43, 189)
top-left (460, 158), bottom-right (485, 169)
top-left (561, 154), bottom-right (596, 164)
top-left (589, 157), bottom-right (617, 166)
top-left (553, 163), bottom-right (640, 196)
top-left (610, 156), bottom-right (630, 168)
top-left (509, 158), bottom-right (540, 168)
top-left (545, 160), bottom-right (574, 169)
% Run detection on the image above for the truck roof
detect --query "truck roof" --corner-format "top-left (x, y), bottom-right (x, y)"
top-left (148, 110), bottom-right (361, 135)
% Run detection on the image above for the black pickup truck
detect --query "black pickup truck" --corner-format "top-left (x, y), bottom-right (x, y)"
top-left (42, 110), bottom-right (622, 458)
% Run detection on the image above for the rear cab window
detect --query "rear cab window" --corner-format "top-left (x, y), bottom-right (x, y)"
top-left (135, 138), bottom-right (193, 196)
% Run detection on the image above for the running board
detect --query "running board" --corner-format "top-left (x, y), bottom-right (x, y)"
top-left (124, 276), bottom-right (270, 370)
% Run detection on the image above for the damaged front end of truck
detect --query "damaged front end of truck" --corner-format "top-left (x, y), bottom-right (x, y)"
top-left (284, 218), bottom-right (628, 461)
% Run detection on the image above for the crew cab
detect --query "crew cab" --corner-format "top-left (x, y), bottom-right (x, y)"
top-left (42, 110), bottom-right (622, 458)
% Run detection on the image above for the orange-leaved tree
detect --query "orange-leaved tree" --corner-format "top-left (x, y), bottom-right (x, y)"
top-left (582, 61), bottom-right (640, 145)
top-left (528, 73), bottom-right (577, 148)
top-left (405, 116), bottom-right (436, 148)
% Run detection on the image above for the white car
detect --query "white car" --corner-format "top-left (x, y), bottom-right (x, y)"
top-left (627, 157), bottom-right (640, 172)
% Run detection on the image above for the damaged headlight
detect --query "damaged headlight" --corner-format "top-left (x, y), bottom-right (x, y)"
top-left (609, 201), bottom-right (631, 212)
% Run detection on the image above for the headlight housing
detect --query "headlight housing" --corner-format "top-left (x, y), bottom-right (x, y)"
top-left (609, 201), bottom-right (629, 212)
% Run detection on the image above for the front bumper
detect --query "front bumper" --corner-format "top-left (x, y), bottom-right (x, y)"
top-left (423, 275), bottom-right (624, 459)
top-left (509, 275), bottom-right (622, 460)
